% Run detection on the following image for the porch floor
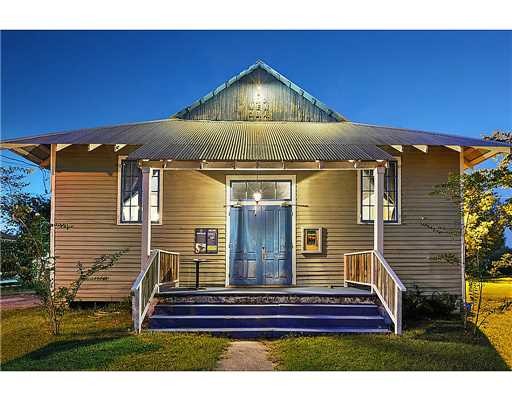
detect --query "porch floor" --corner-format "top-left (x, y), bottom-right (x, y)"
top-left (157, 285), bottom-right (372, 297)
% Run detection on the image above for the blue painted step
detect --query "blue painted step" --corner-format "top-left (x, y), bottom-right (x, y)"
top-left (149, 314), bottom-right (387, 329)
top-left (153, 303), bottom-right (380, 317)
top-left (147, 302), bottom-right (391, 336)
top-left (147, 327), bottom-right (390, 338)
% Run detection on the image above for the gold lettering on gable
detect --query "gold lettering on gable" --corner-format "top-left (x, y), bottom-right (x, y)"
top-left (246, 89), bottom-right (272, 121)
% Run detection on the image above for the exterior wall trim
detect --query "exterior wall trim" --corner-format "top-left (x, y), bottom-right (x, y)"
top-left (460, 150), bottom-right (466, 302)
top-left (50, 143), bottom-right (56, 290)
top-left (225, 174), bottom-right (297, 286)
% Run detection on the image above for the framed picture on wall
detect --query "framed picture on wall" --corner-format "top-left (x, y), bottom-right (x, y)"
top-left (302, 227), bottom-right (323, 254)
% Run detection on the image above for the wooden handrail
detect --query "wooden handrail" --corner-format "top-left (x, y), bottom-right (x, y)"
top-left (131, 250), bottom-right (158, 293)
top-left (344, 251), bottom-right (373, 286)
top-left (344, 250), bottom-right (374, 256)
top-left (159, 250), bottom-right (180, 286)
top-left (131, 249), bottom-right (180, 333)
top-left (344, 250), bottom-right (406, 334)
top-left (373, 250), bottom-right (406, 292)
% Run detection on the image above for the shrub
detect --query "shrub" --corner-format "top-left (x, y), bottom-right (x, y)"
top-left (489, 253), bottom-right (512, 277)
top-left (403, 285), bottom-right (458, 322)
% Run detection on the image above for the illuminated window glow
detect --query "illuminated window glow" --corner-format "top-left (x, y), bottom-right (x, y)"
top-left (360, 161), bottom-right (399, 223)
top-left (120, 160), bottom-right (160, 223)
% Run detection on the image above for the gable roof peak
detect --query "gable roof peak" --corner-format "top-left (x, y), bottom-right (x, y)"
top-left (171, 61), bottom-right (348, 122)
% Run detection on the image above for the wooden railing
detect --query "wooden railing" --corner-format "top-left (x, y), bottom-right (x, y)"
top-left (131, 249), bottom-right (180, 333)
top-left (159, 250), bottom-right (180, 286)
top-left (344, 250), bottom-right (406, 334)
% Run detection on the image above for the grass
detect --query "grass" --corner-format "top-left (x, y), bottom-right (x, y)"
top-left (475, 277), bottom-right (512, 300)
top-left (469, 277), bottom-right (512, 367)
top-left (268, 277), bottom-right (512, 371)
top-left (0, 306), bottom-right (229, 371)
top-left (1, 278), bottom-right (510, 371)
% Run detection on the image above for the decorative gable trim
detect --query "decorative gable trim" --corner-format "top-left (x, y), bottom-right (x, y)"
top-left (170, 60), bottom-right (347, 122)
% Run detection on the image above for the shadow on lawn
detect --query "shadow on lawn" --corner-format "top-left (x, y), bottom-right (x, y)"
top-left (270, 319), bottom-right (509, 371)
top-left (2, 335), bottom-right (160, 371)
top-left (401, 320), bottom-right (509, 370)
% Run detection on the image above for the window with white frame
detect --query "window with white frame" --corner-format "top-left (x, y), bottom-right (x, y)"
top-left (230, 180), bottom-right (292, 201)
top-left (119, 159), bottom-right (161, 223)
top-left (359, 160), bottom-right (400, 223)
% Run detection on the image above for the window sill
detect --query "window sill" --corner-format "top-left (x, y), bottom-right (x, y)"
top-left (357, 220), bottom-right (401, 225)
top-left (117, 221), bottom-right (163, 226)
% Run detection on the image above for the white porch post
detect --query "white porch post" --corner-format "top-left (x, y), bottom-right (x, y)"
top-left (50, 144), bottom-right (56, 291)
top-left (140, 167), bottom-right (152, 269)
top-left (374, 166), bottom-right (385, 254)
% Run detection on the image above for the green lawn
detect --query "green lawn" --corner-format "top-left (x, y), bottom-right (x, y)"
top-left (268, 278), bottom-right (512, 371)
top-left (471, 277), bottom-right (512, 367)
top-left (475, 277), bottom-right (512, 299)
top-left (1, 278), bottom-right (510, 371)
top-left (0, 306), bottom-right (229, 371)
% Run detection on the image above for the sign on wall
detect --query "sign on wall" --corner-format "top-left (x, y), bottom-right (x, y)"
top-left (302, 227), bottom-right (323, 254)
top-left (195, 228), bottom-right (218, 254)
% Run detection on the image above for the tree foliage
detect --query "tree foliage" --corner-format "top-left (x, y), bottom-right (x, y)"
top-left (1, 166), bottom-right (51, 281)
top-left (1, 165), bottom-right (127, 335)
top-left (427, 131), bottom-right (512, 276)
top-left (423, 130), bottom-right (512, 335)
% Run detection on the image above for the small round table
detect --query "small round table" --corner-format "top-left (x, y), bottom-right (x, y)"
top-left (191, 258), bottom-right (208, 289)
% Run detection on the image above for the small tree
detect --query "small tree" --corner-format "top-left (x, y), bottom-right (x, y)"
top-left (1, 166), bottom-right (50, 284)
top-left (39, 256), bottom-right (127, 336)
top-left (422, 130), bottom-right (512, 335)
top-left (2, 166), bottom-right (127, 335)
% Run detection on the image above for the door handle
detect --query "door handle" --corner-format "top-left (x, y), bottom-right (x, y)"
top-left (261, 247), bottom-right (266, 259)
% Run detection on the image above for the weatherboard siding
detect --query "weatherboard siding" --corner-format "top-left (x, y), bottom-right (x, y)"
top-left (54, 145), bottom-right (139, 301)
top-left (54, 146), bottom-right (462, 301)
top-left (296, 146), bottom-right (462, 294)
top-left (180, 68), bottom-right (337, 122)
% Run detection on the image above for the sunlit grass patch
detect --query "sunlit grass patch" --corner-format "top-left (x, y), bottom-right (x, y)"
top-left (269, 277), bottom-right (511, 371)
top-left (1, 307), bottom-right (228, 371)
top-left (268, 320), bottom-right (509, 371)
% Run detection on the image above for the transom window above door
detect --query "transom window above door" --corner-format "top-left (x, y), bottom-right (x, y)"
top-left (230, 180), bottom-right (292, 201)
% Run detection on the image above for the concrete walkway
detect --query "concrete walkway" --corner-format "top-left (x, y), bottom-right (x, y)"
top-left (215, 341), bottom-right (274, 371)
top-left (0, 293), bottom-right (40, 310)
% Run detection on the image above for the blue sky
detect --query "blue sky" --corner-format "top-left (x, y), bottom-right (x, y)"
top-left (1, 30), bottom-right (511, 242)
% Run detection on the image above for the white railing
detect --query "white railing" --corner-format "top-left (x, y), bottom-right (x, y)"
top-left (131, 249), bottom-right (180, 333)
top-left (344, 250), bottom-right (406, 334)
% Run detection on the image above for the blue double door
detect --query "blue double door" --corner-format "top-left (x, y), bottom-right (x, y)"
top-left (229, 205), bottom-right (292, 286)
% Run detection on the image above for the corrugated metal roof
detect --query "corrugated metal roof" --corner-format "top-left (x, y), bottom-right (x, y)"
top-left (2, 119), bottom-right (510, 162)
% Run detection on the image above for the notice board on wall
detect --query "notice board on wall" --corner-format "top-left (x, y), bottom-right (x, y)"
top-left (302, 226), bottom-right (323, 254)
top-left (194, 228), bottom-right (218, 254)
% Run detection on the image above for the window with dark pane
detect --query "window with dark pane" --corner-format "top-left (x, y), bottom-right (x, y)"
top-left (120, 160), bottom-right (161, 223)
top-left (360, 161), bottom-right (398, 223)
top-left (150, 169), bottom-right (160, 223)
